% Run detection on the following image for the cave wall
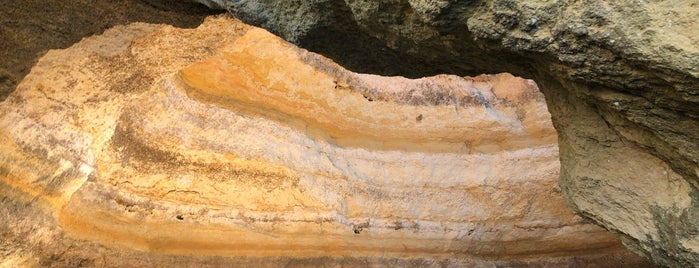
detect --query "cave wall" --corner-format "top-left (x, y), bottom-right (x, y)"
top-left (0, 16), bottom-right (655, 267)
top-left (202, 0), bottom-right (699, 266)
top-left (0, 0), bottom-right (696, 266)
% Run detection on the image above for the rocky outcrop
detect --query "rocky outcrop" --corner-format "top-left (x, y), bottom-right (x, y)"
top-left (202, 1), bottom-right (699, 266)
top-left (0, 16), bottom-right (652, 266)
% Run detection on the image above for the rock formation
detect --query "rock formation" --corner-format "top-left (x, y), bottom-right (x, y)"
top-left (195, 1), bottom-right (697, 266)
top-left (0, 0), bottom-right (221, 102)
top-left (0, 16), bottom-right (653, 266)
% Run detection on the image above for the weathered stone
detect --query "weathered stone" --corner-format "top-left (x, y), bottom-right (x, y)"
top-left (0, 0), bottom-right (222, 102)
top-left (0, 16), bottom-right (651, 266)
top-left (212, 1), bottom-right (699, 266)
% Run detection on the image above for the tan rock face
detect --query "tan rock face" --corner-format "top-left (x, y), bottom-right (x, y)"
top-left (219, 1), bottom-right (698, 265)
top-left (0, 16), bottom-right (650, 266)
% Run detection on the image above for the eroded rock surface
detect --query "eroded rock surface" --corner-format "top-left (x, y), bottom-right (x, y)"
top-left (0, 16), bottom-right (651, 266)
top-left (205, 1), bottom-right (699, 266)
top-left (0, 0), bottom-right (222, 101)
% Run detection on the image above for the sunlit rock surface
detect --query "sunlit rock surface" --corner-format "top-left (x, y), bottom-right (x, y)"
top-left (211, 1), bottom-right (698, 266)
top-left (0, 16), bottom-right (651, 266)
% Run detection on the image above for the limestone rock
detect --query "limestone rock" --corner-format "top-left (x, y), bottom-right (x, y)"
top-left (216, 1), bottom-right (699, 266)
top-left (0, 16), bottom-right (651, 266)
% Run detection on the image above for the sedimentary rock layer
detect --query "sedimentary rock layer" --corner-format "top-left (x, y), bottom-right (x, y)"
top-left (209, 1), bottom-right (698, 266)
top-left (0, 16), bottom-right (650, 266)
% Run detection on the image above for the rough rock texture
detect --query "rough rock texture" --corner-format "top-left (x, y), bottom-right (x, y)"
top-left (206, 1), bottom-right (699, 266)
top-left (0, 16), bottom-right (653, 266)
top-left (0, 0), bottom-right (222, 101)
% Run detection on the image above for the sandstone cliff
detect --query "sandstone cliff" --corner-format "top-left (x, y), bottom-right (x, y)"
top-left (200, 1), bottom-right (699, 266)
top-left (0, 16), bottom-right (651, 267)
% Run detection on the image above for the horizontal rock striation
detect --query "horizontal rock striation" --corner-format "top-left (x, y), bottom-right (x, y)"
top-left (212, 0), bottom-right (698, 266)
top-left (0, 16), bottom-right (651, 266)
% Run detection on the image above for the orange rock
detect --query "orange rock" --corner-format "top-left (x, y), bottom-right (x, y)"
top-left (0, 16), bottom-right (647, 266)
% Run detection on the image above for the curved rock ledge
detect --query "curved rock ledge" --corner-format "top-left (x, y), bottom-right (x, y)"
top-left (210, 1), bottom-right (698, 266)
top-left (0, 16), bottom-right (651, 266)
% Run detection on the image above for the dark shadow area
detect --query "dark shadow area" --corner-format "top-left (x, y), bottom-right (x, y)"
top-left (296, 12), bottom-right (538, 78)
top-left (300, 26), bottom-right (440, 79)
top-left (0, 0), bottom-right (223, 100)
top-left (293, 0), bottom-right (535, 80)
top-left (299, 23), bottom-right (539, 80)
